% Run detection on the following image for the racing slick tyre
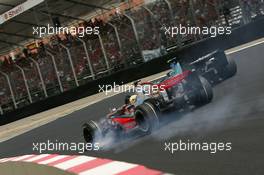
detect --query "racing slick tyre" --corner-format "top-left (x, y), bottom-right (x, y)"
top-left (224, 57), bottom-right (237, 78)
top-left (135, 102), bottom-right (160, 134)
top-left (82, 120), bottom-right (101, 143)
top-left (196, 76), bottom-right (213, 105)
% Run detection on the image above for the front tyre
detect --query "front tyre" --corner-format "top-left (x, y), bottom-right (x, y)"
top-left (82, 121), bottom-right (101, 143)
top-left (135, 102), bottom-right (160, 134)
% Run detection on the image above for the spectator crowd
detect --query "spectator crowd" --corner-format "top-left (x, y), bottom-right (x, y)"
top-left (0, 0), bottom-right (263, 114)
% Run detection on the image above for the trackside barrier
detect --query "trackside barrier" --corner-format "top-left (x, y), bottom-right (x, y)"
top-left (0, 154), bottom-right (170, 175)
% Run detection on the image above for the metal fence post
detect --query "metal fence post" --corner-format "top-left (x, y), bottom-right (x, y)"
top-left (98, 34), bottom-right (110, 71)
top-left (28, 57), bottom-right (48, 98)
top-left (108, 22), bottom-right (123, 55)
top-left (123, 14), bottom-right (144, 62)
top-left (14, 64), bottom-right (33, 103)
top-left (76, 37), bottom-right (95, 80)
top-left (0, 71), bottom-right (17, 109)
top-left (164, 0), bottom-right (174, 20)
top-left (59, 44), bottom-right (79, 87)
top-left (46, 51), bottom-right (64, 93)
top-left (108, 22), bottom-right (127, 67)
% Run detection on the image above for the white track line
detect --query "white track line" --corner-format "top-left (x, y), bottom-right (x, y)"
top-left (54, 156), bottom-right (96, 170)
top-left (226, 38), bottom-right (264, 54)
top-left (79, 161), bottom-right (138, 175)
top-left (0, 158), bottom-right (10, 163)
top-left (38, 155), bottom-right (68, 165)
top-left (9, 155), bottom-right (33, 161)
top-left (23, 154), bottom-right (49, 162)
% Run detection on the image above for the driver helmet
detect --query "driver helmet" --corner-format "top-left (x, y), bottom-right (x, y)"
top-left (129, 95), bottom-right (137, 105)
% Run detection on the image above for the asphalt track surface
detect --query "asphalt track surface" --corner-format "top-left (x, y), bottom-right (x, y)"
top-left (1, 43), bottom-right (264, 175)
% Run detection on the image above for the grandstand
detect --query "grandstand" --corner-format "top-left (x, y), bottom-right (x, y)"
top-left (0, 0), bottom-right (264, 115)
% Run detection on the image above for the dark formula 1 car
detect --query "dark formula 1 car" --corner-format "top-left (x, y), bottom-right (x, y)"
top-left (82, 61), bottom-right (213, 144)
top-left (184, 50), bottom-right (237, 84)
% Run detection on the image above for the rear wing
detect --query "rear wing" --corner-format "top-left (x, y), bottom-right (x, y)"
top-left (190, 50), bottom-right (219, 65)
top-left (188, 50), bottom-right (229, 68)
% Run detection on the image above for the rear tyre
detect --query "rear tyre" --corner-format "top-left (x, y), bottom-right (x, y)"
top-left (135, 102), bottom-right (160, 134)
top-left (196, 76), bottom-right (213, 105)
top-left (82, 121), bottom-right (101, 143)
top-left (224, 57), bottom-right (237, 78)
